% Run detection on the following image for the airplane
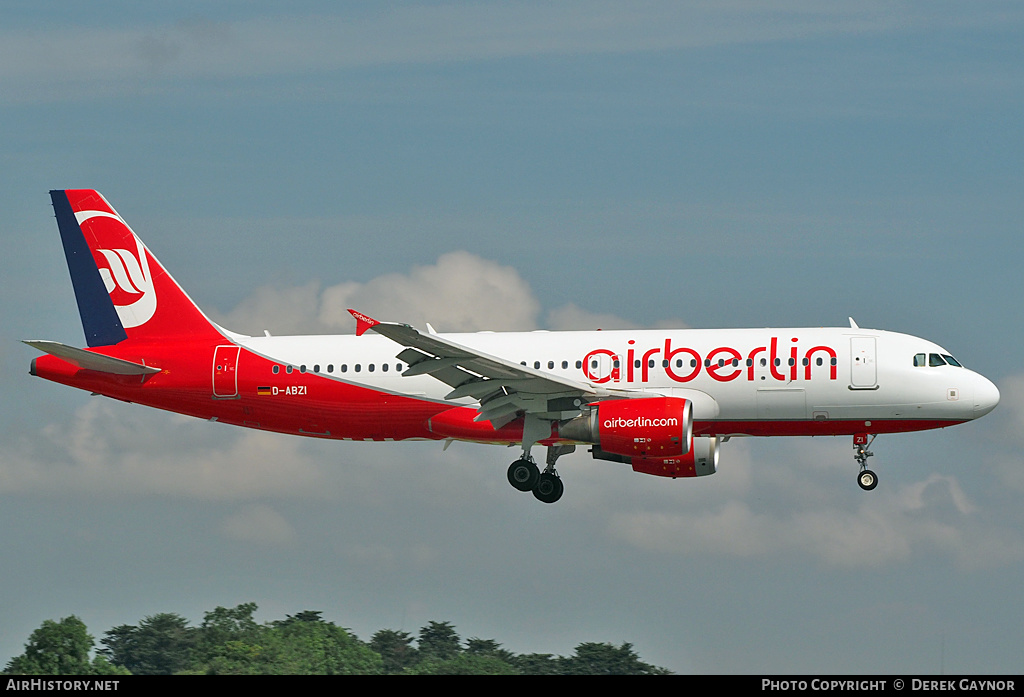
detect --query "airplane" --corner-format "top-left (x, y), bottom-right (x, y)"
top-left (25, 190), bottom-right (1000, 503)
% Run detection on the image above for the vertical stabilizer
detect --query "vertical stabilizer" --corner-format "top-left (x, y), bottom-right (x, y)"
top-left (50, 190), bottom-right (223, 345)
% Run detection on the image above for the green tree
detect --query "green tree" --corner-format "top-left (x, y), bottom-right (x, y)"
top-left (370, 629), bottom-right (418, 674)
top-left (268, 611), bottom-right (382, 675)
top-left (407, 653), bottom-right (519, 675)
top-left (99, 613), bottom-right (195, 675)
top-left (465, 637), bottom-right (515, 662)
top-left (559, 642), bottom-right (671, 675)
top-left (5, 616), bottom-right (127, 676)
top-left (189, 603), bottom-right (268, 675)
top-left (514, 652), bottom-right (561, 675)
top-left (417, 620), bottom-right (461, 662)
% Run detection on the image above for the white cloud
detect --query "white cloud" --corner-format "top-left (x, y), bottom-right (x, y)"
top-left (317, 250), bottom-right (541, 333)
top-left (210, 251), bottom-right (541, 335)
top-left (546, 303), bottom-right (640, 331)
top-left (607, 448), bottom-right (1024, 569)
top-left (0, 400), bottom-right (329, 500)
top-left (211, 250), bottom-right (678, 336)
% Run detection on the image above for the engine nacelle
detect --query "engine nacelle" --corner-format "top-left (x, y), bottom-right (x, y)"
top-left (559, 396), bottom-right (693, 459)
top-left (630, 436), bottom-right (719, 478)
top-left (590, 436), bottom-right (719, 478)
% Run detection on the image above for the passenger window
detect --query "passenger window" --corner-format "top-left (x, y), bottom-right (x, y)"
top-left (548, 361), bottom-right (554, 369)
top-left (355, 364), bottom-right (361, 372)
top-left (368, 364), bottom-right (375, 372)
top-left (328, 364), bottom-right (334, 373)
top-left (286, 366), bottom-right (293, 374)
top-left (914, 353), bottom-right (926, 367)
top-left (576, 360), bottom-right (582, 369)
top-left (382, 363), bottom-right (388, 372)
top-left (313, 364), bottom-right (320, 373)
top-left (562, 361), bottom-right (568, 369)
top-left (341, 364), bottom-right (347, 373)
top-left (273, 365), bottom-right (280, 374)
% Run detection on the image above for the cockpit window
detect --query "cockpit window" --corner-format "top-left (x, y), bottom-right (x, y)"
top-left (929, 353), bottom-right (946, 367)
top-left (942, 354), bottom-right (962, 367)
top-left (914, 353), bottom-right (926, 367)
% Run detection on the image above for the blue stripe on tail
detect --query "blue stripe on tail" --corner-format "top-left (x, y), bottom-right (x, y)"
top-left (50, 190), bottom-right (128, 347)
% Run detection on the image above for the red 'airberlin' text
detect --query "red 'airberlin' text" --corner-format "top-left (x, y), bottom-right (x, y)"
top-left (582, 337), bottom-right (838, 384)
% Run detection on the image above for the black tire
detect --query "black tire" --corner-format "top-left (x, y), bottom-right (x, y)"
top-left (508, 459), bottom-right (540, 492)
top-left (858, 469), bottom-right (878, 491)
top-left (533, 472), bottom-right (564, 504)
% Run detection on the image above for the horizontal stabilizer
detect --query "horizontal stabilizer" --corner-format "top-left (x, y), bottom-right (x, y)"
top-left (23, 340), bottom-right (161, 375)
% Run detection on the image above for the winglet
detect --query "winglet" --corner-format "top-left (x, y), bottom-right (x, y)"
top-left (348, 309), bottom-right (380, 337)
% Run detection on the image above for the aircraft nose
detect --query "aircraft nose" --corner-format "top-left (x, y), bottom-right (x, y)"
top-left (973, 373), bottom-right (1000, 417)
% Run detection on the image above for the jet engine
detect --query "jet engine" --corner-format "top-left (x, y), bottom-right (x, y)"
top-left (628, 436), bottom-right (719, 477)
top-left (559, 396), bottom-right (693, 459)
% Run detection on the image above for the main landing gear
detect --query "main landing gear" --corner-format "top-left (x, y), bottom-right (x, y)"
top-left (854, 433), bottom-right (878, 491)
top-left (507, 444), bottom-right (574, 504)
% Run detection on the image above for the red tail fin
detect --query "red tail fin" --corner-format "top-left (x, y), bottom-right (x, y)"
top-left (52, 190), bottom-right (223, 345)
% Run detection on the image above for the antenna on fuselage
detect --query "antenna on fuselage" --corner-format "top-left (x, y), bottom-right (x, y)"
top-left (848, 317), bottom-right (860, 329)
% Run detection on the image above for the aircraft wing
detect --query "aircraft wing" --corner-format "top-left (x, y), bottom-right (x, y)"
top-left (348, 309), bottom-right (608, 426)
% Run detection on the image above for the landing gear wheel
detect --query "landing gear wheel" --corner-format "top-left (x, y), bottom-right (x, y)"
top-left (533, 472), bottom-right (564, 504)
top-left (508, 458), bottom-right (540, 492)
top-left (858, 469), bottom-right (878, 491)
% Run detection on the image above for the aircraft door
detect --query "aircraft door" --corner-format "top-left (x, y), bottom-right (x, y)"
top-left (213, 345), bottom-right (241, 398)
top-left (850, 337), bottom-right (877, 388)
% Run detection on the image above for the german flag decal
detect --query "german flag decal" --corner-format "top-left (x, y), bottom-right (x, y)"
top-left (257, 386), bottom-right (273, 396)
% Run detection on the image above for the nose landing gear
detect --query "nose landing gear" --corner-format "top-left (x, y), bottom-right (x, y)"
top-left (854, 433), bottom-right (878, 491)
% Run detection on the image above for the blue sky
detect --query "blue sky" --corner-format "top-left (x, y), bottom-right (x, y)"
top-left (2, 2), bottom-right (1023, 673)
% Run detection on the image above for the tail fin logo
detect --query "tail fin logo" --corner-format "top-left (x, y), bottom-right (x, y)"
top-left (76, 210), bottom-right (158, 328)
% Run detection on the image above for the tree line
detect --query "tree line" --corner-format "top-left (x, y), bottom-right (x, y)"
top-left (3, 603), bottom-right (670, 675)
